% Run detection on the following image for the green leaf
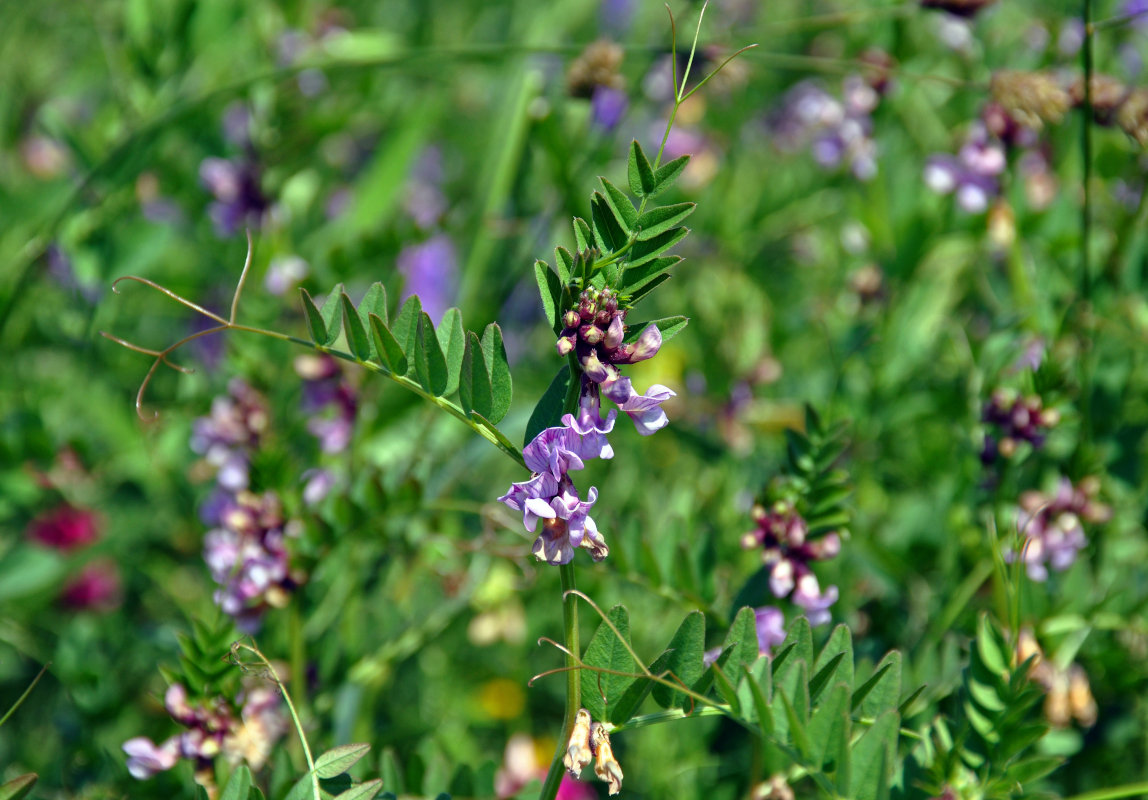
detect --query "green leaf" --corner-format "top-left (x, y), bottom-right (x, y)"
top-left (813, 625), bottom-right (854, 695)
top-left (390, 295), bottom-right (423, 374)
top-left (628, 139), bottom-right (656, 196)
top-left (591, 193), bottom-right (628, 253)
top-left (368, 313), bottom-right (407, 375)
top-left (580, 605), bottom-right (635, 724)
top-left (573, 217), bottom-right (595, 253)
top-left (808, 653), bottom-right (846, 706)
top-left (415, 313), bottom-right (448, 395)
top-left (220, 766), bottom-right (253, 800)
top-left (599, 177), bottom-right (638, 231)
top-left (786, 617), bottom-right (814, 675)
top-left (850, 710), bottom-right (898, 800)
top-left (1004, 755), bottom-right (1063, 784)
top-left (804, 403), bottom-right (824, 438)
top-left (341, 293), bottom-right (372, 361)
top-left (625, 225), bottom-right (689, 268)
top-left (319, 284), bottom-right (346, 346)
top-left (315, 743), bottom-right (372, 779)
top-left (635, 202), bottom-right (695, 240)
top-left (650, 611), bottom-right (706, 710)
top-left (554, 247), bottom-right (573, 284)
top-left (436, 308), bottom-right (466, 396)
top-left (534, 260), bottom-right (562, 331)
top-left (651, 154), bottom-right (690, 197)
top-left (808, 682), bottom-right (851, 772)
top-left (300, 288), bottom-right (328, 344)
top-left (0, 774), bottom-right (37, 800)
top-left (744, 660), bottom-right (773, 737)
top-left (976, 613), bottom-right (1010, 678)
top-left (334, 779), bottom-right (383, 800)
top-left (779, 691), bottom-right (813, 762)
top-left (459, 332), bottom-right (492, 419)
top-left (525, 366), bottom-right (571, 447)
top-left (853, 651), bottom-right (901, 719)
top-left (248, 785), bottom-right (266, 800)
top-left (282, 774), bottom-right (316, 800)
top-left (480, 323), bottom-right (512, 423)
top-left (721, 607), bottom-right (761, 676)
top-left (628, 273), bottom-right (671, 305)
top-left (620, 256), bottom-right (681, 295)
top-left (380, 748), bottom-right (405, 794)
top-left (711, 662), bottom-right (741, 715)
top-left (623, 316), bottom-right (689, 345)
top-left (358, 283), bottom-right (389, 328)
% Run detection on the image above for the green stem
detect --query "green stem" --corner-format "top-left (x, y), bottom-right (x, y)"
top-left (0, 662), bottom-right (49, 729)
top-left (538, 563), bottom-right (580, 800)
top-left (1079, 0), bottom-right (1096, 454)
top-left (1062, 783), bottom-right (1148, 800)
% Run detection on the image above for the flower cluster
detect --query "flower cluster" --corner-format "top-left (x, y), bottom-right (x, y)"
top-left (768, 73), bottom-right (884, 181)
top-left (123, 682), bottom-right (286, 784)
top-left (295, 354), bottom-right (359, 505)
top-left (567, 40), bottom-right (628, 131)
top-left (556, 287), bottom-right (673, 434)
top-left (741, 500), bottom-right (841, 625)
top-left (923, 122), bottom-right (1007, 214)
top-left (980, 388), bottom-right (1059, 464)
top-left (1007, 477), bottom-right (1110, 581)
top-left (204, 491), bottom-right (302, 632)
top-left (501, 288), bottom-right (674, 565)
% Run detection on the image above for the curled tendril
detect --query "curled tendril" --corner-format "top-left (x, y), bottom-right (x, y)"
top-left (100, 231), bottom-right (256, 420)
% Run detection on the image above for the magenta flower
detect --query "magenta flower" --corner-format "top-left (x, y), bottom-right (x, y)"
top-left (60, 560), bottom-right (122, 611)
top-left (27, 505), bottom-right (100, 551)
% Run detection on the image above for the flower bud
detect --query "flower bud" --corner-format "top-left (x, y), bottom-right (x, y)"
top-left (563, 708), bottom-right (593, 777)
top-left (628, 324), bottom-right (662, 363)
top-left (556, 335), bottom-right (576, 356)
top-left (580, 324), bottom-right (604, 345)
top-left (563, 310), bottom-right (581, 329)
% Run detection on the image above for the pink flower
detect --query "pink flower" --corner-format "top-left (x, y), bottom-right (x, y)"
top-left (60, 560), bottom-right (122, 611)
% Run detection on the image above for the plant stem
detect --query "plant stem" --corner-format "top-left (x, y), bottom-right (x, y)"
top-left (538, 563), bottom-right (580, 800)
top-left (0, 662), bottom-right (49, 729)
top-left (1062, 783), bottom-right (1148, 800)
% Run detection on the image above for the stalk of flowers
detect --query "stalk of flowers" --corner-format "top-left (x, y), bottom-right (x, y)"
top-left (740, 491), bottom-right (841, 626)
top-left (189, 378), bottom-right (270, 502)
top-left (1006, 477), bottom-right (1110, 581)
top-left (980, 388), bottom-right (1060, 464)
top-left (501, 286), bottom-right (674, 565)
top-left (204, 491), bottom-right (303, 633)
top-left (123, 681), bottom-right (287, 787)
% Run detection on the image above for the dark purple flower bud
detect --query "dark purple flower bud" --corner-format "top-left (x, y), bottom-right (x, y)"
top-left (580, 324), bottom-right (604, 345)
top-left (563, 310), bottom-right (581, 329)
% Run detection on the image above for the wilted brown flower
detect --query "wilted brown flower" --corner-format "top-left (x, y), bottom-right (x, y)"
top-left (567, 40), bottom-right (624, 99)
top-left (990, 71), bottom-right (1072, 130)
top-left (1069, 74), bottom-right (1131, 125)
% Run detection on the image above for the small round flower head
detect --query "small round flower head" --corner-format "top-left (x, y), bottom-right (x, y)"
top-left (27, 505), bottom-right (100, 551)
top-left (1007, 477), bottom-right (1110, 580)
top-left (743, 499), bottom-right (839, 625)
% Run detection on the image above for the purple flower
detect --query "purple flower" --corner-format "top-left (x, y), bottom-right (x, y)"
top-left (498, 472), bottom-right (561, 531)
top-left (602, 377), bottom-right (675, 435)
top-left (398, 234), bottom-right (458, 324)
top-left (523, 426), bottom-right (586, 480)
top-left (123, 736), bottom-right (181, 779)
top-left (591, 86), bottom-right (629, 131)
top-left (791, 574), bottom-right (839, 627)
top-left (264, 255), bottom-right (308, 295)
top-left (754, 606), bottom-right (787, 655)
top-left (199, 157), bottom-right (269, 237)
top-left (527, 485), bottom-right (602, 565)
top-left (561, 390), bottom-right (617, 461)
top-left (923, 123), bottom-right (1006, 213)
top-left (1009, 478), bottom-right (1110, 581)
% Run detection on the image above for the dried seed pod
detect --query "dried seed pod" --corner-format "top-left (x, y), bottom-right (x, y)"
top-left (990, 70), bottom-right (1072, 130)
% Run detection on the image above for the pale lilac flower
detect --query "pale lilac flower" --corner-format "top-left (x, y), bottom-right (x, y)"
top-left (302, 468), bottom-right (336, 506)
top-left (591, 86), bottom-right (629, 130)
top-left (602, 377), bottom-right (675, 435)
top-left (791, 575), bottom-right (839, 627)
top-left (498, 472), bottom-right (561, 531)
top-left (754, 606), bottom-right (787, 655)
top-left (123, 736), bottom-right (181, 779)
top-left (528, 485), bottom-right (602, 565)
top-left (923, 123), bottom-right (1005, 214)
top-left (264, 255), bottom-right (309, 295)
